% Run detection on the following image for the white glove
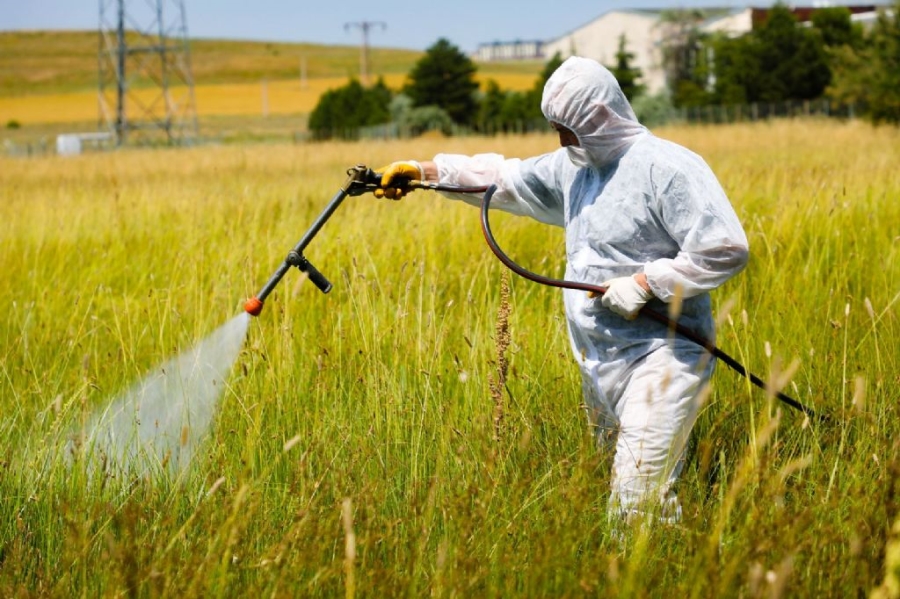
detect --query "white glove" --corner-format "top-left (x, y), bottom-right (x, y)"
top-left (600, 275), bottom-right (653, 320)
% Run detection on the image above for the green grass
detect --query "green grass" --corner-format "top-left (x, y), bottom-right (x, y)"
top-left (1, 121), bottom-right (899, 596)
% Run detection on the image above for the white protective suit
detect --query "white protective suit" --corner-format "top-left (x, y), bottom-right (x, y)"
top-left (433, 57), bottom-right (749, 521)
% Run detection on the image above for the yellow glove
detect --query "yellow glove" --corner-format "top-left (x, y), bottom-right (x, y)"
top-left (374, 160), bottom-right (424, 200)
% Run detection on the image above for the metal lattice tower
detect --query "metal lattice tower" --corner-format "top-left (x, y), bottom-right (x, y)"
top-left (98, 0), bottom-right (199, 146)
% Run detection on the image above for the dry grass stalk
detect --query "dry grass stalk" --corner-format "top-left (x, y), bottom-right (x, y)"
top-left (490, 269), bottom-right (512, 443)
top-left (342, 498), bottom-right (356, 599)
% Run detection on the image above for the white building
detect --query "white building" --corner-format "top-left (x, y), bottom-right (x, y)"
top-left (476, 3), bottom-right (891, 95)
top-left (540, 8), bottom-right (753, 95)
top-left (474, 40), bottom-right (544, 62)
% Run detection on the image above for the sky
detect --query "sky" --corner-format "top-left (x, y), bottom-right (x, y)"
top-left (1, 0), bottom-right (792, 54)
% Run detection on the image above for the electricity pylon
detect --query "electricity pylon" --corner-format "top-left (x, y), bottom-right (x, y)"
top-left (98, 0), bottom-right (199, 146)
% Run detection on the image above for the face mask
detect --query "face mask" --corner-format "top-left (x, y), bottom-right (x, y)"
top-left (566, 146), bottom-right (592, 169)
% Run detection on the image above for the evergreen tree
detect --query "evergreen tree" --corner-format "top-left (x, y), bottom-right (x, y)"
top-left (403, 38), bottom-right (480, 127)
top-left (608, 34), bottom-right (646, 102)
top-left (537, 52), bottom-right (565, 88)
top-left (364, 78), bottom-right (393, 125)
top-left (499, 91), bottom-right (532, 132)
top-left (522, 51), bottom-right (564, 121)
top-left (478, 79), bottom-right (506, 132)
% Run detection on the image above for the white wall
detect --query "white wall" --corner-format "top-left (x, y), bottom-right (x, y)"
top-left (542, 11), bottom-right (666, 94)
top-left (701, 8), bottom-right (753, 36)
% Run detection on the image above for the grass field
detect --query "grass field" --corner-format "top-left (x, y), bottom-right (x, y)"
top-left (0, 30), bottom-right (544, 97)
top-left (0, 30), bottom-right (543, 131)
top-left (1, 120), bottom-right (900, 596)
top-left (0, 71), bottom-right (540, 127)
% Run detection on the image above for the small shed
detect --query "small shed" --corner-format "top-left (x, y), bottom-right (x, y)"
top-left (56, 132), bottom-right (114, 156)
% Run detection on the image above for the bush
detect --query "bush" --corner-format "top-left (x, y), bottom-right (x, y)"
top-left (308, 78), bottom-right (393, 140)
top-left (632, 92), bottom-right (679, 128)
top-left (389, 95), bottom-right (454, 136)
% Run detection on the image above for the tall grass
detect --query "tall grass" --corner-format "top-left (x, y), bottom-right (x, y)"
top-left (0, 120), bottom-right (898, 596)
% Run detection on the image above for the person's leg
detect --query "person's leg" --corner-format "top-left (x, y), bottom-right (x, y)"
top-left (608, 345), bottom-right (713, 524)
top-left (580, 364), bottom-right (618, 452)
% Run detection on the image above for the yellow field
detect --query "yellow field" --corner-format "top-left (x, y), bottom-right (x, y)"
top-left (0, 73), bottom-right (539, 125)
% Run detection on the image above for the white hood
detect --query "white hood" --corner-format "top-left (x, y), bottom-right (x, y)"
top-left (541, 57), bottom-right (648, 168)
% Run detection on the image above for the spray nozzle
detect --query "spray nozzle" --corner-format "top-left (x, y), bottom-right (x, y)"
top-left (244, 166), bottom-right (371, 317)
top-left (244, 296), bottom-right (264, 316)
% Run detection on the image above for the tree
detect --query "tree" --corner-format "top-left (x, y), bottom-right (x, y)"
top-left (656, 9), bottom-right (713, 107)
top-left (499, 92), bottom-right (532, 132)
top-left (522, 51), bottom-right (564, 121)
top-left (811, 6), bottom-right (863, 49)
top-left (307, 77), bottom-right (393, 140)
top-left (364, 78), bottom-right (393, 125)
top-left (829, 1), bottom-right (900, 124)
top-left (607, 34), bottom-right (646, 101)
top-left (753, 4), bottom-right (831, 101)
top-left (709, 33), bottom-right (760, 105)
top-left (403, 38), bottom-right (480, 127)
top-left (711, 3), bottom-right (831, 104)
top-left (537, 52), bottom-right (565, 89)
top-left (476, 52), bottom-right (564, 134)
top-left (478, 79), bottom-right (506, 132)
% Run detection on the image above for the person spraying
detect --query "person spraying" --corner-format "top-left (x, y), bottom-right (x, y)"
top-left (377, 56), bottom-right (750, 525)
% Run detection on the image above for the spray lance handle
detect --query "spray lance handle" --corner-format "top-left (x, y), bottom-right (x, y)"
top-left (245, 165), bottom-right (380, 316)
top-left (287, 250), bottom-right (332, 293)
top-left (243, 165), bottom-right (453, 317)
top-left (243, 251), bottom-right (332, 316)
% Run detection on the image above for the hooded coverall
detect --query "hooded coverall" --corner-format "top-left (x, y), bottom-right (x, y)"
top-left (432, 57), bottom-right (749, 521)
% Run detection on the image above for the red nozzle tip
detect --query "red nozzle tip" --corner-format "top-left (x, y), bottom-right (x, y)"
top-left (244, 297), bottom-right (263, 316)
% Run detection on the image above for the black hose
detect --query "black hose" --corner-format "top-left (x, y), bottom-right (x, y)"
top-left (474, 184), bottom-right (826, 424)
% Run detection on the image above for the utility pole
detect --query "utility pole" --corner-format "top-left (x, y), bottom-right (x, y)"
top-left (344, 21), bottom-right (386, 86)
top-left (299, 55), bottom-right (308, 90)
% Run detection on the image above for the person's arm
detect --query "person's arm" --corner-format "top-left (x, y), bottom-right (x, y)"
top-left (377, 152), bottom-right (569, 227)
top-left (644, 161), bottom-right (749, 302)
top-left (420, 160), bottom-right (438, 182)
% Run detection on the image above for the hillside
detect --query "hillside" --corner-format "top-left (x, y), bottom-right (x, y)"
top-left (0, 30), bottom-right (545, 97)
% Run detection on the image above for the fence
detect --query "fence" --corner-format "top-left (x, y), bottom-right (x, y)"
top-left (311, 98), bottom-right (860, 142)
top-left (672, 98), bottom-right (856, 125)
top-left (2, 98), bottom-right (862, 157)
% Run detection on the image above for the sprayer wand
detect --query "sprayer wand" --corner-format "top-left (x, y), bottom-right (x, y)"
top-left (244, 165), bottom-right (381, 316)
top-left (242, 169), bottom-right (823, 423)
top-left (244, 166), bottom-right (494, 316)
